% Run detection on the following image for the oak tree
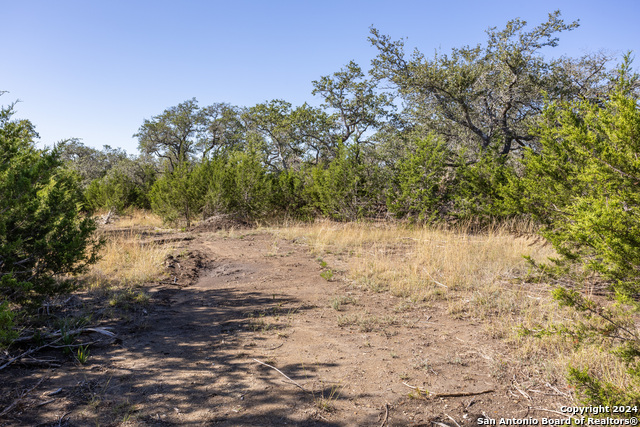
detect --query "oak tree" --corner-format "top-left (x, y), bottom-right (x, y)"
top-left (369, 11), bottom-right (585, 160)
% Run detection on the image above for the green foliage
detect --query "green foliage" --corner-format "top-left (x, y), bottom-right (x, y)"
top-left (0, 99), bottom-right (99, 348)
top-left (370, 11), bottom-right (584, 160)
top-left (200, 103), bottom-right (246, 158)
top-left (386, 136), bottom-right (518, 222)
top-left (320, 270), bottom-right (334, 281)
top-left (514, 62), bottom-right (640, 407)
top-left (200, 157), bottom-right (229, 216)
top-left (515, 58), bottom-right (640, 293)
top-left (135, 98), bottom-right (203, 170)
top-left (201, 147), bottom-right (274, 220)
top-left (58, 140), bottom-right (157, 212)
top-left (567, 367), bottom-right (640, 408)
top-left (219, 148), bottom-right (274, 220)
top-left (76, 344), bottom-right (90, 364)
top-left (244, 100), bottom-right (302, 172)
top-left (150, 145), bottom-right (274, 224)
top-left (386, 136), bottom-right (451, 222)
top-left (305, 143), bottom-right (384, 221)
top-left (0, 101), bottom-right (99, 307)
top-left (519, 286), bottom-right (640, 407)
top-left (452, 153), bottom-right (517, 220)
top-left (0, 301), bottom-right (18, 347)
top-left (57, 140), bottom-right (129, 188)
top-left (85, 170), bottom-right (145, 213)
top-left (312, 61), bottom-right (393, 152)
top-left (273, 169), bottom-right (314, 220)
top-left (554, 287), bottom-right (640, 407)
top-left (149, 162), bottom-right (207, 227)
top-left (369, 11), bottom-right (618, 218)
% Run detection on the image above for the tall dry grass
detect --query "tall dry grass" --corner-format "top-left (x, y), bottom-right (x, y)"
top-left (276, 220), bottom-right (553, 299)
top-left (81, 231), bottom-right (171, 289)
top-left (273, 220), bottom-right (638, 396)
top-left (81, 210), bottom-right (170, 289)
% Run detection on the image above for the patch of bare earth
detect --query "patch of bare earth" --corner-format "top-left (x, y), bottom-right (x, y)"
top-left (0, 229), bottom-right (572, 426)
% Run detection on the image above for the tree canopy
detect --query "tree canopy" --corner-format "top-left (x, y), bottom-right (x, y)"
top-left (368, 11), bottom-right (609, 161)
top-left (134, 98), bottom-right (205, 170)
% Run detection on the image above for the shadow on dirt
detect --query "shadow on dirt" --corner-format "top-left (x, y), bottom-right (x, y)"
top-left (2, 283), bottom-right (351, 426)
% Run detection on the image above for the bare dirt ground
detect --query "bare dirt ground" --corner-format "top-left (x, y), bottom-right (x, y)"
top-left (1, 227), bottom-right (572, 426)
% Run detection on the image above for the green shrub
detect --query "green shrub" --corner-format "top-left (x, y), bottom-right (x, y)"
top-left (516, 60), bottom-right (640, 293)
top-left (0, 301), bottom-right (18, 347)
top-left (452, 152), bottom-right (516, 221)
top-left (0, 100), bottom-right (99, 346)
top-left (85, 170), bottom-right (144, 213)
top-left (514, 59), bottom-right (640, 406)
top-left (222, 149), bottom-right (274, 220)
top-left (386, 136), bottom-right (451, 222)
top-left (273, 168), bottom-right (314, 220)
top-left (149, 162), bottom-right (207, 226)
top-left (201, 148), bottom-right (274, 220)
top-left (305, 143), bottom-right (384, 221)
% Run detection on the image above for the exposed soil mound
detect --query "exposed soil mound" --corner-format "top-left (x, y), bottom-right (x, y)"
top-left (190, 214), bottom-right (252, 232)
top-left (163, 250), bottom-right (210, 286)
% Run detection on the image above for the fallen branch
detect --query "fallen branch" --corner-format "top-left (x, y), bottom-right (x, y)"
top-left (545, 382), bottom-right (572, 399)
top-left (57, 411), bottom-right (71, 426)
top-left (512, 380), bottom-right (532, 400)
top-left (253, 358), bottom-right (306, 392)
top-left (529, 407), bottom-right (576, 420)
top-left (266, 343), bottom-right (284, 351)
top-left (13, 326), bottom-right (115, 344)
top-left (379, 402), bottom-right (389, 427)
top-left (15, 357), bottom-right (62, 368)
top-left (423, 269), bottom-right (448, 288)
top-left (435, 389), bottom-right (495, 398)
top-left (48, 339), bottom-right (102, 349)
top-left (403, 382), bottom-right (428, 393)
top-left (0, 376), bottom-right (47, 417)
top-left (402, 383), bottom-right (494, 398)
top-left (1, 327), bottom-right (115, 371)
top-left (35, 399), bottom-right (56, 408)
top-left (445, 413), bottom-right (462, 427)
top-left (0, 340), bottom-right (61, 372)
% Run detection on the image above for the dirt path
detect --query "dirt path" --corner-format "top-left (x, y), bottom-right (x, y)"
top-left (1, 231), bottom-right (570, 426)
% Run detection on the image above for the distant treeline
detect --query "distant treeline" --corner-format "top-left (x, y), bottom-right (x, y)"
top-left (65, 14), bottom-right (636, 225)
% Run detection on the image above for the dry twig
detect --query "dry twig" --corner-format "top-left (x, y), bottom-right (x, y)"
top-left (402, 382), bottom-right (494, 398)
top-left (530, 407), bottom-right (576, 420)
top-left (512, 380), bottom-right (532, 400)
top-left (1, 327), bottom-right (115, 371)
top-left (379, 402), bottom-right (389, 427)
top-left (445, 413), bottom-right (462, 427)
top-left (253, 358), bottom-right (306, 392)
top-left (13, 326), bottom-right (115, 344)
top-left (0, 376), bottom-right (47, 417)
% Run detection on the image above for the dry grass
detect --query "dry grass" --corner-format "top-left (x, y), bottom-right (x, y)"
top-left (78, 210), bottom-right (170, 289)
top-left (275, 220), bottom-right (554, 301)
top-left (272, 219), bottom-right (639, 398)
top-left (97, 209), bottom-right (164, 229)
top-left (80, 230), bottom-right (171, 289)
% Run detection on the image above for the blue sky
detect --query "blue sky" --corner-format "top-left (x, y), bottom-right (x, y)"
top-left (2, 0), bottom-right (639, 154)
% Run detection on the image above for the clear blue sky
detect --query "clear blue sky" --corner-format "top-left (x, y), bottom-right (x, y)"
top-left (2, 0), bottom-right (639, 154)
